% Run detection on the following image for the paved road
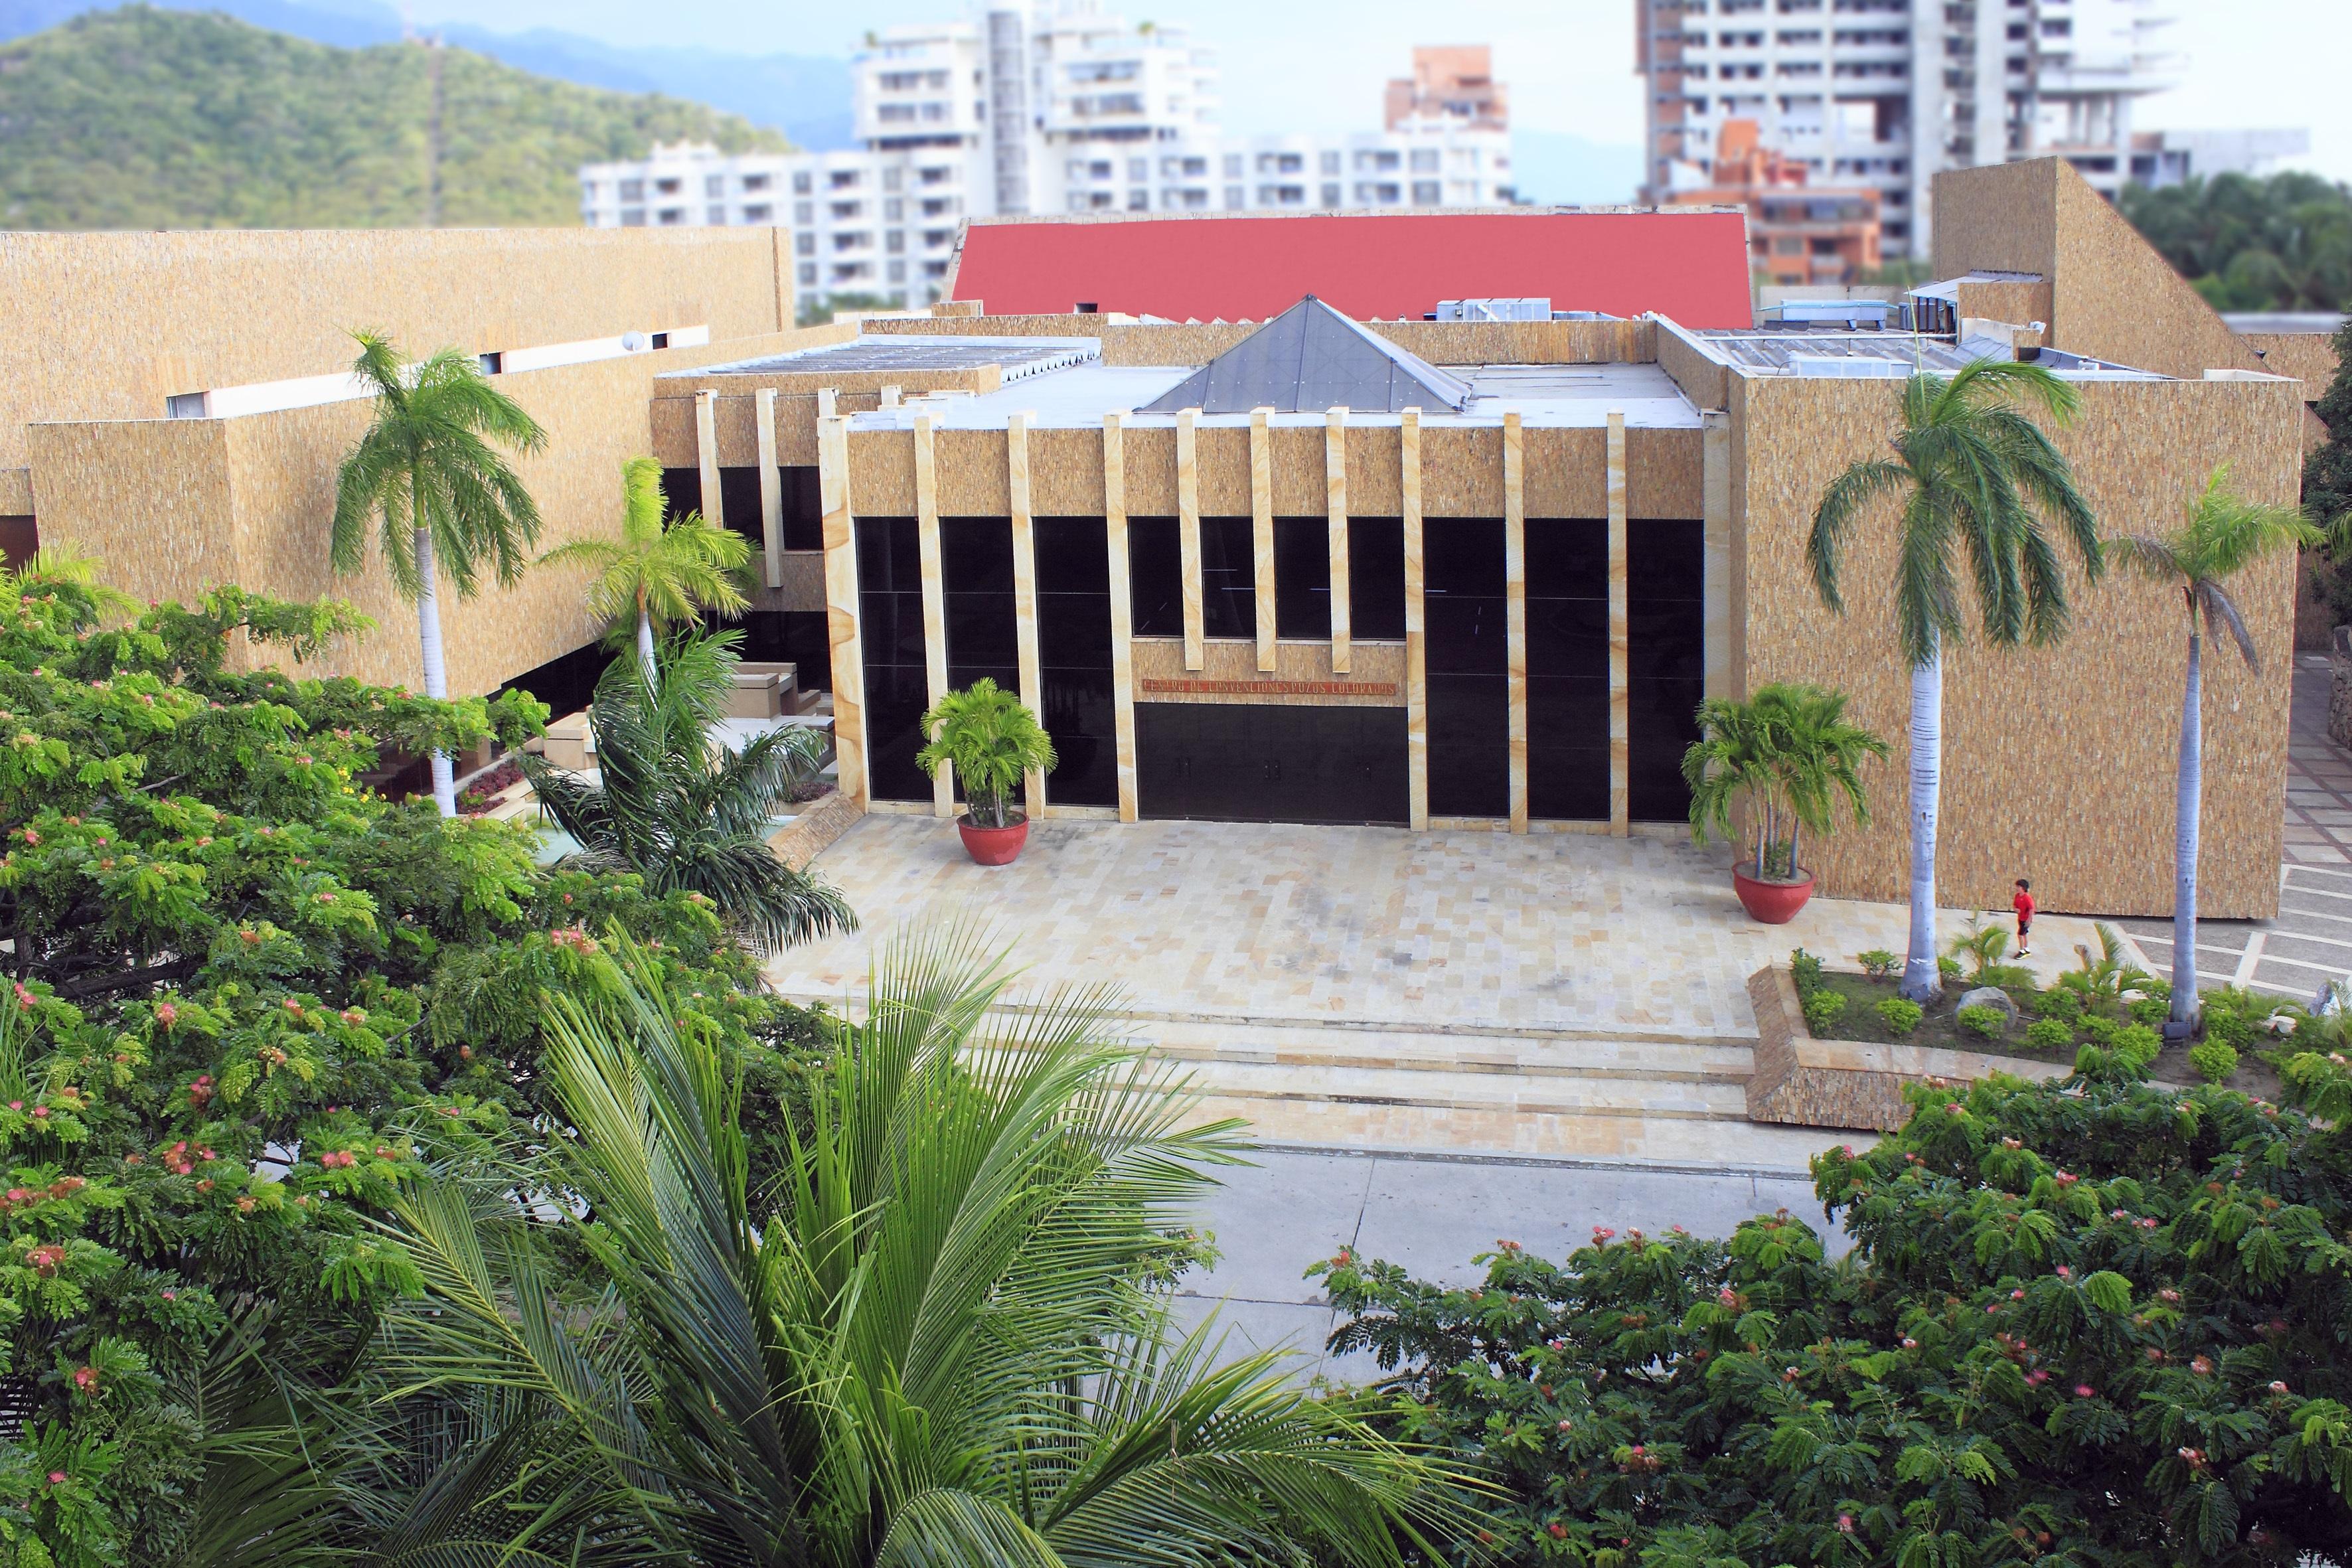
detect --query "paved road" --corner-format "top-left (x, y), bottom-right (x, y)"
top-left (2118, 655), bottom-right (2352, 1002)
top-left (1170, 1144), bottom-right (1848, 1383)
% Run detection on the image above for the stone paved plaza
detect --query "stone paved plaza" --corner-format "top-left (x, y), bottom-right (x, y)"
top-left (769, 815), bottom-right (2105, 1041)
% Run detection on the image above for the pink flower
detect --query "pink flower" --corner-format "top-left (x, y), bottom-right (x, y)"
top-left (1557, 1419), bottom-right (1573, 1431)
top-left (45, 1471), bottom-right (64, 1486)
top-left (2075, 1384), bottom-right (2096, 1398)
top-left (2010, 1289), bottom-right (2026, 1300)
top-left (1901, 1337), bottom-right (1917, 1349)
top-left (1837, 1514), bottom-right (1855, 1533)
top-left (155, 1002), bottom-right (177, 1028)
top-left (2055, 1265), bottom-right (2071, 1277)
top-left (2270, 1380), bottom-right (2290, 1394)
top-left (2191, 1356), bottom-right (2214, 1375)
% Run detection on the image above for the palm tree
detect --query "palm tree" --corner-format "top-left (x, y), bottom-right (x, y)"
top-left (333, 331), bottom-right (546, 818)
top-left (540, 456), bottom-right (753, 682)
top-left (1686, 682), bottom-right (1887, 881)
top-left (517, 633), bottom-right (854, 954)
top-left (1809, 361), bottom-right (2103, 1000)
top-left (917, 677), bottom-right (1057, 828)
top-left (382, 926), bottom-right (1474, 1566)
top-left (2110, 469), bottom-right (2317, 1032)
top-left (1, 544), bottom-right (139, 621)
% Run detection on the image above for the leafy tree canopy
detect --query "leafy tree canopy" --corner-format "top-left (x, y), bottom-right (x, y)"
top-left (1324, 1040), bottom-right (2352, 1566)
top-left (0, 574), bottom-right (823, 1565)
top-left (2122, 171), bottom-right (2352, 313)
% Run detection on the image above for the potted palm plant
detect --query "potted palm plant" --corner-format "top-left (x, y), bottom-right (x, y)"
top-left (917, 678), bottom-right (1056, 866)
top-left (1684, 682), bottom-right (1887, 924)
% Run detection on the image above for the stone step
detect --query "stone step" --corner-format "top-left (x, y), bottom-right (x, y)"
top-left (1133, 1015), bottom-right (1755, 1085)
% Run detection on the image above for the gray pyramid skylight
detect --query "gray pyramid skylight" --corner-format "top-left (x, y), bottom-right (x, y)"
top-left (1137, 295), bottom-right (1472, 415)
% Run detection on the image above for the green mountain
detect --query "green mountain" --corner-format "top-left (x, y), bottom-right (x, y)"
top-left (0, 5), bottom-right (791, 229)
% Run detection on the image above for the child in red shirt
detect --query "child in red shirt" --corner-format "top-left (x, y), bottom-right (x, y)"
top-left (2013, 879), bottom-right (2035, 957)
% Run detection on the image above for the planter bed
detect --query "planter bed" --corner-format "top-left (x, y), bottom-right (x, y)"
top-left (1806, 971), bottom-right (2063, 1063)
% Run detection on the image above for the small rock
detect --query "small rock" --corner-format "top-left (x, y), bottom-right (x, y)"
top-left (1956, 986), bottom-right (2019, 1025)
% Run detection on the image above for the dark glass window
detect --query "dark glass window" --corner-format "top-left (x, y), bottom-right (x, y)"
top-left (1128, 518), bottom-right (1182, 637)
top-left (1349, 517), bottom-right (1406, 640)
top-left (495, 639), bottom-right (608, 721)
top-left (941, 516), bottom-right (1018, 695)
top-left (1423, 518), bottom-right (1506, 817)
top-left (736, 610), bottom-right (830, 692)
top-left (856, 517), bottom-right (928, 802)
top-left (1137, 704), bottom-right (1407, 825)
top-left (1273, 517), bottom-right (1330, 639)
top-left (660, 467), bottom-right (702, 524)
top-left (1527, 518), bottom-right (1610, 821)
top-left (718, 467), bottom-right (765, 554)
top-left (1200, 517), bottom-right (1255, 640)
top-left (1629, 519), bottom-right (1705, 823)
top-left (780, 467), bottom-right (823, 552)
top-left (1034, 518), bottom-right (1116, 807)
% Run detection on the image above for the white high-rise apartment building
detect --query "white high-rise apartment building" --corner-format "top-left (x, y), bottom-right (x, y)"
top-left (580, 1), bottom-right (1514, 311)
top-left (1634, 0), bottom-right (2173, 258)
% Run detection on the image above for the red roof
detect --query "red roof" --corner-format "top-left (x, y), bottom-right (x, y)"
top-left (945, 210), bottom-right (1754, 329)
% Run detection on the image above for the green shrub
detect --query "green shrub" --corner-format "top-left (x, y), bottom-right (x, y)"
top-left (2080, 1014), bottom-right (2122, 1047)
top-left (1978, 964), bottom-right (2035, 990)
top-left (2189, 1037), bottom-right (2240, 1084)
top-left (1789, 948), bottom-right (1824, 995)
top-left (1956, 1003), bottom-right (2008, 1040)
top-left (1320, 1053), bottom-right (2352, 1565)
top-left (1802, 988), bottom-right (1848, 1036)
top-left (2127, 995), bottom-right (2171, 1029)
top-left (1856, 948), bottom-right (1899, 980)
top-left (2024, 1016), bottom-right (2075, 1052)
top-left (2113, 1023), bottom-right (2163, 1069)
top-left (1876, 996), bottom-right (1922, 1036)
top-left (2031, 986), bottom-right (2083, 1022)
top-left (1936, 955), bottom-right (1963, 982)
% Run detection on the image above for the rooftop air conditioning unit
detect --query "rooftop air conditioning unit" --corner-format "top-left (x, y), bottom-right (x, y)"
top-left (1788, 355), bottom-right (1913, 378)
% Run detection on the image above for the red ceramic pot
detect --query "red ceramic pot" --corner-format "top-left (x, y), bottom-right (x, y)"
top-left (957, 813), bottom-right (1029, 866)
top-left (1733, 868), bottom-right (1815, 924)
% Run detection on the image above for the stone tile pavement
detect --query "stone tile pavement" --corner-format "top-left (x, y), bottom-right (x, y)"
top-left (771, 816), bottom-right (2112, 1042)
top-left (2119, 655), bottom-right (2352, 1003)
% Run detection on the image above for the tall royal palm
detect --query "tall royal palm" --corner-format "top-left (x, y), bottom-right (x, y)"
top-left (384, 927), bottom-right (1472, 1566)
top-left (518, 633), bottom-right (854, 954)
top-left (2111, 469), bottom-right (2315, 1031)
top-left (333, 331), bottom-right (546, 817)
top-left (540, 456), bottom-right (752, 682)
top-left (1809, 361), bottom-right (2102, 1000)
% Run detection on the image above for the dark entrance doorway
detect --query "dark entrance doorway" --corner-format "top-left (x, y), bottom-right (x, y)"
top-left (1137, 703), bottom-right (1407, 826)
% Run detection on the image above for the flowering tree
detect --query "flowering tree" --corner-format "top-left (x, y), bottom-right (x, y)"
top-left (0, 571), bottom-right (823, 1565)
top-left (1320, 1044), bottom-right (2352, 1565)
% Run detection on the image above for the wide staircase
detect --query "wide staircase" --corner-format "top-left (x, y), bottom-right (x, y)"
top-left (1133, 1012), bottom-right (1836, 1172)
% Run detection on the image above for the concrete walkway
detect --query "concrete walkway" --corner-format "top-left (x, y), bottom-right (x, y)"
top-left (1170, 1146), bottom-right (1850, 1384)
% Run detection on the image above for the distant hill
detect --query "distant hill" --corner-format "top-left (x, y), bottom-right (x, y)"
top-left (0, 6), bottom-right (792, 229)
top-left (0, 0), bottom-right (856, 149)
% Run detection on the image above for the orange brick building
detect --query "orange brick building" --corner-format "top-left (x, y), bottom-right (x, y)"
top-left (1670, 121), bottom-right (1882, 288)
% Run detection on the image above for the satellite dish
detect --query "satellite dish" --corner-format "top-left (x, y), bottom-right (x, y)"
top-left (621, 331), bottom-right (648, 352)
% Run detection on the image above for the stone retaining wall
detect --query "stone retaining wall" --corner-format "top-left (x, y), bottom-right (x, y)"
top-left (1745, 965), bottom-right (2071, 1132)
top-left (767, 789), bottom-right (863, 872)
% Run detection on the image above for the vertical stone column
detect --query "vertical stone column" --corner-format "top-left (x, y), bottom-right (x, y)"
top-left (1326, 406), bottom-right (1352, 675)
top-left (1402, 408), bottom-right (1429, 831)
top-left (1250, 406), bottom-right (1277, 672)
top-left (880, 385), bottom-right (902, 409)
top-left (1607, 409), bottom-right (1630, 836)
top-left (1103, 412), bottom-right (1139, 823)
top-left (755, 388), bottom-right (785, 589)
top-left (913, 412), bottom-right (952, 818)
top-left (1008, 412), bottom-right (1046, 816)
top-left (694, 389), bottom-right (725, 533)
top-left (1177, 408), bottom-right (1204, 671)
top-left (817, 387), bottom-right (837, 420)
top-left (817, 412), bottom-right (866, 806)
top-left (1701, 409), bottom-right (1733, 703)
top-left (1504, 410), bottom-right (1528, 834)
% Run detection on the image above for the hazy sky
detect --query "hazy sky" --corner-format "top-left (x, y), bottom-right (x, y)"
top-left (408, 0), bottom-right (2352, 175)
